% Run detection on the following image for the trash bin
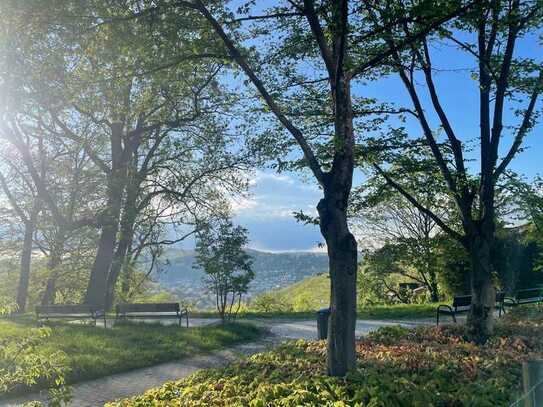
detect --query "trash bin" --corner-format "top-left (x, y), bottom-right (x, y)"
top-left (316, 307), bottom-right (330, 340)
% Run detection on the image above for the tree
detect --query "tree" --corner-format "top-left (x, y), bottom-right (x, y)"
top-left (0, 152), bottom-right (41, 312)
top-left (173, 0), bottom-right (472, 376)
top-left (195, 218), bottom-right (254, 322)
top-left (1, 0), bottom-right (252, 310)
top-left (367, 0), bottom-right (543, 341)
top-left (352, 154), bottom-right (453, 302)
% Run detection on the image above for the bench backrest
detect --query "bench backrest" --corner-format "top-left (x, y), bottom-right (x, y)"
top-left (36, 304), bottom-right (96, 315)
top-left (516, 288), bottom-right (542, 300)
top-left (116, 303), bottom-right (180, 314)
top-left (452, 295), bottom-right (472, 308)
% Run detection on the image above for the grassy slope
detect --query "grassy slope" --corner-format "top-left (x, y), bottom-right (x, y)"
top-left (245, 273), bottom-right (436, 320)
top-left (275, 273), bottom-right (330, 310)
top-left (0, 318), bottom-right (263, 396)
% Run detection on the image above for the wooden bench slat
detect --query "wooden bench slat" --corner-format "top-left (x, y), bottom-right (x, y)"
top-left (437, 292), bottom-right (505, 325)
top-left (36, 305), bottom-right (96, 314)
top-left (116, 303), bottom-right (180, 313)
top-left (452, 295), bottom-right (472, 308)
top-left (35, 304), bottom-right (105, 326)
top-left (115, 303), bottom-right (188, 327)
top-left (504, 288), bottom-right (543, 307)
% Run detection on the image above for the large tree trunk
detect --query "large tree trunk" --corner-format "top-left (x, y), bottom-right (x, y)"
top-left (41, 249), bottom-right (62, 305)
top-left (428, 279), bottom-right (439, 303)
top-left (105, 211), bottom-right (135, 309)
top-left (467, 234), bottom-right (495, 343)
top-left (84, 203), bottom-right (122, 309)
top-left (16, 219), bottom-right (35, 312)
top-left (121, 260), bottom-right (132, 297)
top-left (85, 123), bottom-right (126, 309)
top-left (426, 247), bottom-right (439, 302)
top-left (105, 160), bottom-right (139, 309)
top-left (318, 197), bottom-right (357, 377)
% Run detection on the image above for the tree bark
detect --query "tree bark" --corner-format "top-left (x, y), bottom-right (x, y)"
top-left (190, 0), bottom-right (357, 377)
top-left (16, 218), bottom-right (35, 313)
top-left (466, 233), bottom-right (496, 343)
top-left (318, 197), bottom-right (357, 377)
top-left (84, 198), bottom-right (122, 309)
top-left (41, 248), bottom-right (63, 305)
top-left (105, 205), bottom-right (136, 309)
top-left (85, 123), bottom-right (126, 309)
top-left (425, 244), bottom-right (439, 302)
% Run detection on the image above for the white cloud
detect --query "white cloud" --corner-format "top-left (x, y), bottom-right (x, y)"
top-left (229, 195), bottom-right (258, 213)
top-left (250, 170), bottom-right (295, 186)
top-left (308, 244), bottom-right (327, 253)
top-left (230, 170), bottom-right (323, 222)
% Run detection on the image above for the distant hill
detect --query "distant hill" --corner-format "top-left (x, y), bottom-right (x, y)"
top-left (151, 248), bottom-right (329, 309)
top-left (255, 273), bottom-right (330, 311)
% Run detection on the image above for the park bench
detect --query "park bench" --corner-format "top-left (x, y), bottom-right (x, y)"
top-left (504, 288), bottom-right (543, 308)
top-left (36, 304), bottom-right (106, 326)
top-left (436, 292), bottom-right (505, 325)
top-left (115, 302), bottom-right (189, 327)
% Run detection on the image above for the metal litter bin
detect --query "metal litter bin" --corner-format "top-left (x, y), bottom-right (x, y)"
top-left (316, 307), bottom-right (330, 340)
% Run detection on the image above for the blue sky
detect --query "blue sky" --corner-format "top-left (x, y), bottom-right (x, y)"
top-left (185, 7), bottom-right (542, 253)
top-left (226, 32), bottom-right (541, 252)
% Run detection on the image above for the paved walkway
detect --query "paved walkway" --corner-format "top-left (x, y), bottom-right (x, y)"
top-left (1, 318), bottom-right (432, 407)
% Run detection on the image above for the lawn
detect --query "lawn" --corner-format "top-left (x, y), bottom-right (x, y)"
top-left (108, 305), bottom-right (543, 406)
top-left (227, 303), bottom-right (437, 321)
top-left (0, 317), bottom-right (264, 398)
top-left (244, 273), bottom-right (437, 320)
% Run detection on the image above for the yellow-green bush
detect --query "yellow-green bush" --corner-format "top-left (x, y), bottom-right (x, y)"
top-left (108, 307), bottom-right (543, 407)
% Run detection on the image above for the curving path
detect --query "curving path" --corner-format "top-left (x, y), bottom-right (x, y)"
top-left (0, 318), bottom-right (432, 407)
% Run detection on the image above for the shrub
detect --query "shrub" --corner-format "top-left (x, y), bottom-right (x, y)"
top-left (108, 308), bottom-right (543, 407)
top-left (250, 293), bottom-right (292, 313)
top-left (0, 305), bottom-right (72, 406)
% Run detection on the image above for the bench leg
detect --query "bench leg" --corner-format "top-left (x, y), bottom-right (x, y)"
top-left (452, 313), bottom-right (457, 323)
top-left (186, 312), bottom-right (189, 328)
top-left (436, 310), bottom-right (440, 326)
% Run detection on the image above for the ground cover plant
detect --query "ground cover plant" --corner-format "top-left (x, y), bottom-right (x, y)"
top-left (0, 318), bottom-right (263, 399)
top-left (108, 306), bottom-right (543, 406)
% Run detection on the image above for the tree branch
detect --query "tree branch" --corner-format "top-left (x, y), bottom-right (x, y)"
top-left (349, 0), bottom-right (478, 79)
top-left (494, 70), bottom-right (543, 178)
top-left (189, 0), bottom-right (325, 184)
top-left (373, 163), bottom-right (464, 244)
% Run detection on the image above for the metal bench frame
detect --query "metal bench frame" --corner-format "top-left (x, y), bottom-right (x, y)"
top-left (436, 295), bottom-right (472, 325)
top-left (504, 288), bottom-right (543, 308)
top-left (436, 292), bottom-right (505, 326)
top-left (36, 304), bottom-right (106, 326)
top-left (115, 303), bottom-right (189, 327)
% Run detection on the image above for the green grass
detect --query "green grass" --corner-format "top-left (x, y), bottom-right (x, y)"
top-left (275, 273), bottom-right (330, 308)
top-left (356, 303), bottom-right (436, 320)
top-left (233, 303), bottom-right (436, 321)
top-left (0, 317), bottom-right (264, 397)
top-left (245, 272), bottom-right (437, 320)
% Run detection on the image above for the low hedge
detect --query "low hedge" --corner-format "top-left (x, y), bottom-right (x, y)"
top-left (108, 307), bottom-right (543, 406)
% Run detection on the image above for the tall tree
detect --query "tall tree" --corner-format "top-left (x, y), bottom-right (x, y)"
top-left (0, 154), bottom-right (40, 312)
top-left (172, 0), bottom-right (475, 375)
top-left (367, 0), bottom-right (543, 341)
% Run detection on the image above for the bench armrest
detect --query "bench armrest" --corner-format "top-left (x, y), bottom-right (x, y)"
top-left (437, 304), bottom-right (454, 313)
top-left (503, 297), bottom-right (517, 307)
